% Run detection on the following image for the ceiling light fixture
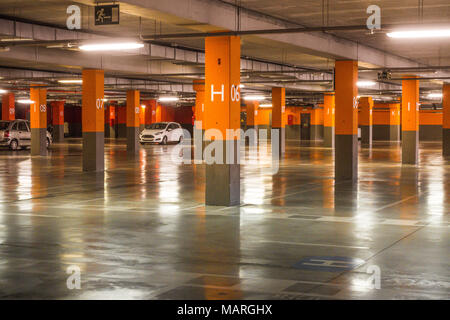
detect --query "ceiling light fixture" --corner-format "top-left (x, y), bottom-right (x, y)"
top-left (17, 99), bottom-right (35, 104)
top-left (427, 93), bottom-right (443, 99)
top-left (259, 104), bottom-right (272, 108)
top-left (387, 29), bottom-right (450, 39)
top-left (243, 95), bottom-right (265, 101)
top-left (357, 80), bottom-right (377, 87)
top-left (58, 79), bottom-right (82, 84)
top-left (79, 42), bottom-right (144, 51)
top-left (158, 96), bottom-right (179, 102)
top-left (0, 89), bottom-right (8, 94)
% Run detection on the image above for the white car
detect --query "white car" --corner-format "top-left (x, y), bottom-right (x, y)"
top-left (139, 122), bottom-right (184, 145)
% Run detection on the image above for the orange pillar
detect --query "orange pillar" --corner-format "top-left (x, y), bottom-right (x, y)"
top-left (143, 99), bottom-right (156, 126)
top-left (272, 87), bottom-right (286, 157)
top-left (323, 92), bottom-right (335, 148)
top-left (443, 84), bottom-right (450, 156)
top-left (389, 103), bottom-right (401, 141)
top-left (359, 96), bottom-right (373, 146)
top-left (245, 100), bottom-right (259, 145)
top-left (126, 90), bottom-right (140, 154)
top-left (204, 35), bottom-right (241, 206)
top-left (335, 60), bottom-right (358, 181)
top-left (51, 101), bottom-right (64, 142)
top-left (2, 92), bottom-right (15, 121)
top-left (30, 85), bottom-right (48, 156)
top-left (82, 69), bottom-right (104, 171)
top-left (401, 76), bottom-right (419, 164)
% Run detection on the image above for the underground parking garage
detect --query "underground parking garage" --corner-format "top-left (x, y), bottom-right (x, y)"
top-left (0, 0), bottom-right (448, 309)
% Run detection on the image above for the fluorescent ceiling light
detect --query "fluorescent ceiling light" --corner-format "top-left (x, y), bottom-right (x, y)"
top-left (79, 42), bottom-right (144, 51)
top-left (243, 95), bottom-right (265, 101)
top-left (427, 93), bottom-right (443, 99)
top-left (259, 104), bottom-right (272, 108)
top-left (58, 79), bottom-right (82, 84)
top-left (0, 89), bottom-right (8, 94)
top-left (141, 105), bottom-right (146, 108)
top-left (357, 80), bottom-right (377, 87)
top-left (17, 99), bottom-right (35, 104)
top-left (387, 29), bottom-right (450, 39)
top-left (158, 96), bottom-right (179, 102)
top-left (239, 84), bottom-right (245, 88)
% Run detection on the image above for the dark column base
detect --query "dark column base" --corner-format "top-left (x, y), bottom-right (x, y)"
top-left (110, 125), bottom-right (116, 139)
top-left (193, 127), bottom-right (205, 161)
top-left (310, 124), bottom-right (323, 141)
top-left (285, 125), bottom-right (301, 140)
top-left (360, 125), bottom-right (372, 146)
top-left (117, 123), bottom-right (127, 138)
top-left (323, 126), bottom-right (335, 148)
top-left (205, 140), bottom-right (240, 206)
top-left (271, 127), bottom-right (285, 158)
top-left (53, 124), bottom-right (64, 142)
top-left (444, 128), bottom-right (450, 157)
top-left (127, 126), bottom-right (140, 154)
top-left (390, 125), bottom-right (400, 141)
top-left (402, 130), bottom-right (418, 164)
top-left (31, 128), bottom-right (47, 156)
top-left (104, 124), bottom-right (110, 138)
top-left (244, 125), bottom-right (258, 146)
top-left (335, 134), bottom-right (358, 182)
top-left (83, 131), bottom-right (104, 172)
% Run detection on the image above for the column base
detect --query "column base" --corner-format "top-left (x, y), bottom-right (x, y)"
top-left (31, 128), bottom-right (47, 156)
top-left (244, 125), bottom-right (258, 146)
top-left (271, 127), bottom-right (285, 158)
top-left (104, 124), bottom-right (110, 138)
top-left (402, 130), bottom-right (418, 164)
top-left (127, 126), bottom-right (140, 154)
top-left (117, 123), bottom-right (127, 138)
top-left (390, 125), bottom-right (400, 141)
top-left (335, 134), bottom-right (358, 182)
top-left (53, 124), bottom-right (64, 142)
top-left (360, 125), bottom-right (372, 147)
top-left (443, 128), bottom-right (450, 157)
top-left (205, 140), bottom-right (240, 206)
top-left (83, 131), bottom-right (104, 172)
top-left (323, 126), bottom-right (335, 148)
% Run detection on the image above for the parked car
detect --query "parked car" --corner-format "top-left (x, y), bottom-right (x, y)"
top-left (0, 120), bottom-right (52, 150)
top-left (139, 122), bottom-right (184, 145)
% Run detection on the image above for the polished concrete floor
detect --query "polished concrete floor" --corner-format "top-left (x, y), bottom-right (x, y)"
top-left (0, 138), bottom-right (448, 299)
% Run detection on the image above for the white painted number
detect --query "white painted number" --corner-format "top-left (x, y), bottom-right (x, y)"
top-left (66, 265), bottom-right (81, 290)
top-left (96, 98), bottom-right (104, 110)
top-left (39, 105), bottom-right (46, 112)
top-left (135, 107), bottom-right (140, 114)
top-left (231, 84), bottom-right (240, 102)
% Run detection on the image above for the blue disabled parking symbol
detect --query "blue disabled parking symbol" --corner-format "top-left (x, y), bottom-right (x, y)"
top-left (293, 256), bottom-right (365, 272)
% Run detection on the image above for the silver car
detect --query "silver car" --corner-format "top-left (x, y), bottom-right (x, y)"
top-left (0, 120), bottom-right (52, 150)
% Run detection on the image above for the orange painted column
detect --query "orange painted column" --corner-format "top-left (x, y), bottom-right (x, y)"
top-left (323, 92), bottom-right (335, 148)
top-left (335, 60), bottom-right (358, 181)
top-left (82, 69), bottom-right (104, 171)
top-left (359, 96), bottom-right (373, 146)
top-left (143, 99), bottom-right (157, 126)
top-left (443, 84), bottom-right (450, 156)
top-left (30, 85), bottom-right (48, 156)
top-left (245, 100), bottom-right (259, 146)
top-left (401, 76), bottom-right (420, 164)
top-left (272, 87), bottom-right (286, 157)
top-left (2, 92), bottom-right (15, 121)
top-left (126, 90), bottom-right (140, 153)
top-left (51, 100), bottom-right (64, 142)
top-left (389, 103), bottom-right (401, 141)
top-left (204, 35), bottom-right (241, 206)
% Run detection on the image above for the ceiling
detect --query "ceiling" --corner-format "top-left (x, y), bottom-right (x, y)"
top-left (0, 0), bottom-right (448, 105)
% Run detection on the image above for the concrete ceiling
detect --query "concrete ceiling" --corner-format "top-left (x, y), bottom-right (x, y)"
top-left (0, 0), bottom-right (448, 104)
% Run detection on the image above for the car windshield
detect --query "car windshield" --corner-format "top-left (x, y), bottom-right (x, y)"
top-left (145, 123), bottom-right (167, 130)
top-left (0, 122), bottom-right (10, 130)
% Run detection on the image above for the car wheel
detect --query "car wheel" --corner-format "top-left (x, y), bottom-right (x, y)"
top-left (9, 140), bottom-right (18, 151)
top-left (161, 136), bottom-right (168, 145)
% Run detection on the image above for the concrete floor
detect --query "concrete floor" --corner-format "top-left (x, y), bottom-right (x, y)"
top-left (0, 138), bottom-right (448, 299)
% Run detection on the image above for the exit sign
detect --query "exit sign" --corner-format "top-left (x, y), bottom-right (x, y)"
top-left (94, 4), bottom-right (120, 25)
